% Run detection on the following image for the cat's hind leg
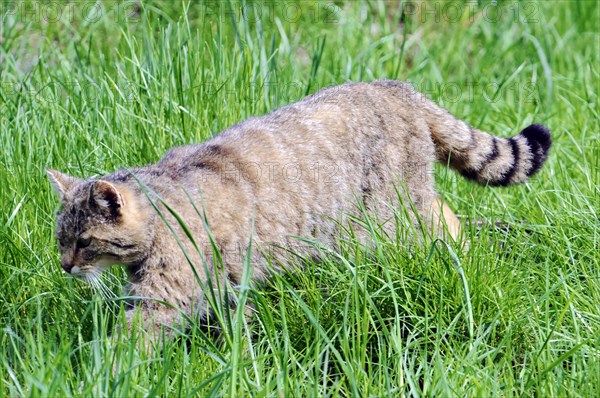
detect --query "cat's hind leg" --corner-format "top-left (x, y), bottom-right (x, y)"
top-left (430, 196), bottom-right (461, 241)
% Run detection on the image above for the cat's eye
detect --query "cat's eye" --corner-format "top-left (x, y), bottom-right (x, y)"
top-left (77, 237), bottom-right (92, 249)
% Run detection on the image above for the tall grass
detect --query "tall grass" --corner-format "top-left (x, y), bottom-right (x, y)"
top-left (1, 1), bottom-right (598, 396)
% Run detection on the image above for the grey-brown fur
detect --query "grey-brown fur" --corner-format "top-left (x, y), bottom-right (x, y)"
top-left (47, 80), bottom-right (551, 339)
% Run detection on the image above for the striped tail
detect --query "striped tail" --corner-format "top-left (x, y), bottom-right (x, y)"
top-left (425, 107), bottom-right (551, 186)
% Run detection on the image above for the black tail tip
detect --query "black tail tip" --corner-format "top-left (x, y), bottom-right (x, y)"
top-left (519, 123), bottom-right (552, 178)
top-left (520, 124), bottom-right (552, 153)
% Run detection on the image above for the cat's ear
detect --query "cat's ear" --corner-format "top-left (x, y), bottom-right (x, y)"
top-left (90, 180), bottom-right (126, 215)
top-left (47, 169), bottom-right (81, 199)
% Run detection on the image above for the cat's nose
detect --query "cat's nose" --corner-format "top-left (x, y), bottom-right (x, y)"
top-left (61, 260), bottom-right (74, 273)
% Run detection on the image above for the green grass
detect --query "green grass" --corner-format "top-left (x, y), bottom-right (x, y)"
top-left (1, 0), bottom-right (598, 396)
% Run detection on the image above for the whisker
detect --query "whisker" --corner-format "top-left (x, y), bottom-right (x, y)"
top-left (99, 280), bottom-right (115, 300)
top-left (87, 273), bottom-right (109, 301)
top-left (90, 277), bottom-right (104, 299)
top-left (95, 271), bottom-right (119, 302)
top-left (94, 276), bottom-right (109, 299)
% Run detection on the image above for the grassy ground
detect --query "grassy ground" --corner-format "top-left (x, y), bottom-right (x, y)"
top-left (1, 0), bottom-right (598, 396)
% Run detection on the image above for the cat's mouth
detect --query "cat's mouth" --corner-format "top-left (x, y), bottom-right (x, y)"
top-left (68, 265), bottom-right (100, 280)
top-left (69, 265), bottom-right (88, 278)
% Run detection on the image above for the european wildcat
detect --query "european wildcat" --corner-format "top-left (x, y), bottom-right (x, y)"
top-left (47, 80), bottom-right (551, 340)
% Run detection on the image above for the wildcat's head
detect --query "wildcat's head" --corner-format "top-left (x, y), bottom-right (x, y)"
top-left (47, 170), bottom-right (152, 280)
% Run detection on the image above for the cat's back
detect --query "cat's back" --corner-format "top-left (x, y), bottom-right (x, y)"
top-left (149, 80), bottom-right (435, 216)
top-left (159, 80), bottom-right (424, 173)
